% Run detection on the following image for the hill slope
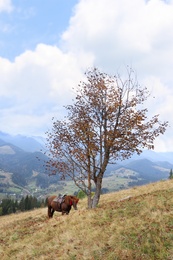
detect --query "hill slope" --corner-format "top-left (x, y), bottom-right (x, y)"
top-left (1, 180), bottom-right (173, 260)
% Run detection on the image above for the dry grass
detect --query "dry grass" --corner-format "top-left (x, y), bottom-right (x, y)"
top-left (0, 180), bottom-right (173, 260)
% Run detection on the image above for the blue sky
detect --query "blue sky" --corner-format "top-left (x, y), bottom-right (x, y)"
top-left (0, 0), bottom-right (173, 152)
top-left (0, 0), bottom-right (78, 60)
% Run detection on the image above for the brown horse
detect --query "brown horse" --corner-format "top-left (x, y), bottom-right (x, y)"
top-left (47, 195), bottom-right (79, 218)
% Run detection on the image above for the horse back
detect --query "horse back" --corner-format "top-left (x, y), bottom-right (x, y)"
top-left (47, 195), bottom-right (57, 206)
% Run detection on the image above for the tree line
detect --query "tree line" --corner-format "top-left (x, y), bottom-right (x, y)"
top-left (0, 195), bottom-right (46, 216)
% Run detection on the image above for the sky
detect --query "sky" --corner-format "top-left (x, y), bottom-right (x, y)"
top-left (0, 0), bottom-right (173, 152)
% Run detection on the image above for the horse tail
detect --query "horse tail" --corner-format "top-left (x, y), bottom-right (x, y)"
top-left (47, 196), bottom-right (53, 218)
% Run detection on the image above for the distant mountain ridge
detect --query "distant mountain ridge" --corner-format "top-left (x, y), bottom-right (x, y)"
top-left (0, 131), bottom-right (172, 199)
top-left (128, 149), bottom-right (173, 164)
top-left (104, 158), bottom-right (171, 191)
top-left (125, 158), bottom-right (170, 181)
top-left (0, 131), bottom-right (173, 163)
top-left (0, 131), bottom-right (46, 152)
top-left (0, 136), bottom-right (56, 194)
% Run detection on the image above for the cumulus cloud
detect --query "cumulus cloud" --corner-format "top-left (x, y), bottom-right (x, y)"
top-left (0, 44), bottom-right (93, 135)
top-left (0, 0), bottom-right (13, 12)
top-left (0, 0), bottom-right (173, 151)
top-left (62, 0), bottom-right (173, 73)
top-left (61, 0), bottom-right (173, 151)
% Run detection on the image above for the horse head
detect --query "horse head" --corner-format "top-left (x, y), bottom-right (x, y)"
top-left (65, 195), bottom-right (79, 210)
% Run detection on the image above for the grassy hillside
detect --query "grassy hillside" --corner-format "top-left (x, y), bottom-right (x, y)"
top-left (0, 180), bottom-right (173, 260)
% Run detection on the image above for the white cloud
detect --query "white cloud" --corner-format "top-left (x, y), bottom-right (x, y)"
top-left (66, 0), bottom-right (173, 76)
top-left (7, 44), bottom-right (93, 105)
top-left (0, 0), bottom-right (13, 12)
top-left (0, 0), bottom-right (173, 151)
top-left (0, 44), bottom-right (94, 135)
top-left (143, 76), bottom-right (172, 122)
top-left (61, 0), bottom-right (173, 151)
top-left (62, 0), bottom-right (173, 71)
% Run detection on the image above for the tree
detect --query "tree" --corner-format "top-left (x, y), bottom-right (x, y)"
top-left (169, 169), bottom-right (173, 179)
top-left (0, 198), bottom-right (18, 215)
top-left (46, 67), bottom-right (168, 208)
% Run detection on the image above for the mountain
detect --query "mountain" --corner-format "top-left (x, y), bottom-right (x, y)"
top-left (0, 131), bottom-right (46, 152)
top-left (125, 158), bottom-right (170, 181)
top-left (0, 139), bottom-right (61, 198)
top-left (0, 131), bottom-right (173, 163)
top-left (0, 131), bottom-right (173, 199)
top-left (105, 158), bottom-right (171, 190)
top-left (136, 150), bottom-right (173, 164)
top-left (0, 139), bottom-right (46, 176)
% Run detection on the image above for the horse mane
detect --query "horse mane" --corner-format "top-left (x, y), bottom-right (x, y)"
top-left (64, 195), bottom-right (79, 205)
top-left (64, 195), bottom-right (71, 205)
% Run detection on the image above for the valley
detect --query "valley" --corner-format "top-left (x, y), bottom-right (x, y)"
top-left (0, 132), bottom-right (172, 201)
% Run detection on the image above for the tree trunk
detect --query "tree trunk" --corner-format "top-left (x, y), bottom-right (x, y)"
top-left (91, 177), bottom-right (102, 208)
top-left (87, 194), bottom-right (93, 209)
